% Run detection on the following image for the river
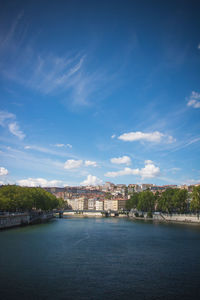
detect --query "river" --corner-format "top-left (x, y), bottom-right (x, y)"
top-left (0, 217), bottom-right (200, 299)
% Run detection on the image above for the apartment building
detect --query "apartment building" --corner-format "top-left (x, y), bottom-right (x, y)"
top-left (67, 197), bottom-right (88, 210)
top-left (96, 200), bottom-right (104, 211)
top-left (104, 200), bottom-right (118, 211)
top-left (88, 198), bottom-right (96, 210)
top-left (117, 199), bottom-right (127, 210)
top-left (140, 184), bottom-right (154, 191)
top-left (128, 184), bottom-right (141, 193)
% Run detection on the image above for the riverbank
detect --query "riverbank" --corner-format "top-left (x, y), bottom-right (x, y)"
top-left (129, 211), bottom-right (200, 224)
top-left (0, 212), bottom-right (54, 230)
top-left (61, 210), bottom-right (200, 225)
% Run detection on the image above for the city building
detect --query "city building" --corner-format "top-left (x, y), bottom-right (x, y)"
top-left (88, 198), bottom-right (96, 210)
top-left (96, 200), bottom-right (104, 211)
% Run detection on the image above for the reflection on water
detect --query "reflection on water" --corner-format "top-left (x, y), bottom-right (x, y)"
top-left (0, 217), bottom-right (200, 300)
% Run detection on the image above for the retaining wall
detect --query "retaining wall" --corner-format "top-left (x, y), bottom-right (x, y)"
top-left (0, 212), bottom-right (54, 229)
top-left (0, 213), bottom-right (30, 229)
top-left (153, 213), bottom-right (200, 223)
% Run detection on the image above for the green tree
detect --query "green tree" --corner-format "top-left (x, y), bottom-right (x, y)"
top-left (126, 192), bottom-right (139, 210)
top-left (137, 190), bottom-right (155, 212)
top-left (0, 185), bottom-right (61, 211)
top-left (190, 186), bottom-right (200, 212)
top-left (157, 188), bottom-right (176, 213)
top-left (105, 192), bottom-right (112, 199)
top-left (173, 189), bottom-right (188, 213)
top-left (157, 188), bottom-right (189, 213)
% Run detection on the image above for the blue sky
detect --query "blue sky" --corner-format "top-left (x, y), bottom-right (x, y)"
top-left (0, 0), bottom-right (200, 187)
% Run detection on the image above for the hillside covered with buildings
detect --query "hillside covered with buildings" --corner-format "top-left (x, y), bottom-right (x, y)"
top-left (44, 182), bottom-right (200, 212)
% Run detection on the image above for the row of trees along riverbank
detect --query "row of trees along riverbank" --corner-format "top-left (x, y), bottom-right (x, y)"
top-left (0, 185), bottom-right (64, 211)
top-left (126, 186), bottom-right (200, 213)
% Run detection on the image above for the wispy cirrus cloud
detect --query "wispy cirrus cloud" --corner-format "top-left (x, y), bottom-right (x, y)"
top-left (8, 122), bottom-right (25, 140)
top-left (24, 144), bottom-right (76, 158)
top-left (0, 13), bottom-right (120, 106)
top-left (2, 48), bottom-right (114, 106)
top-left (2, 49), bottom-right (86, 97)
top-left (118, 131), bottom-right (175, 143)
top-left (0, 111), bottom-right (15, 126)
top-left (0, 146), bottom-right (67, 176)
top-left (165, 136), bottom-right (200, 154)
top-left (187, 91), bottom-right (200, 108)
top-left (0, 111), bottom-right (25, 140)
top-left (54, 143), bottom-right (72, 148)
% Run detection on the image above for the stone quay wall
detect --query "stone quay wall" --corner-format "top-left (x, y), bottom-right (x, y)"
top-left (153, 213), bottom-right (200, 224)
top-left (129, 211), bottom-right (200, 224)
top-left (0, 212), bottom-right (54, 229)
top-left (0, 213), bottom-right (30, 229)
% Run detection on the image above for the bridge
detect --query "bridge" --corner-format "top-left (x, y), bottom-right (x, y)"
top-left (54, 210), bottom-right (129, 218)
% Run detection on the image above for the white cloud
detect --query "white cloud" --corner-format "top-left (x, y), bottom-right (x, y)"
top-left (66, 144), bottom-right (72, 148)
top-left (64, 159), bottom-right (83, 169)
top-left (105, 160), bottom-right (160, 179)
top-left (0, 111), bottom-right (15, 126)
top-left (139, 162), bottom-right (160, 179)
top-left (17, 178), bottom-right (63, 187)
top-left (187, 91), bottom-right (200, 108)
top-left (145, 160), bottom-right (153, 164)
top-left (110, 156), bottom-right (131, 165)
top-left (8, 122), bottom-right (25, 140)
top-left (168, 137), bottom-right (200, 153)
top-left (54, 143), bottom-right (72, 148)
top-left (118, 131), bottom-right (163, 142)
top-left (184, 179), bottom-right (200, 185)
top-left (23, 144), bottom-right (77, 158)
top-left (1, 146), bottom-right (66, 176)
top-left (1, 45), bottom-right (109, 106)
top-left (0, 15), bottom-right (123, 107)
top-left (171, 167), bottom-right (181, 172)
top-left (81, 175), bottom-right (102, 186)
top-left (55, 144), bottom-right (65, 147)
top-left (85, 160), bottom-right (97, 167)
top-left (111, 134), bottom-right (116, 139)
top-left (0, 167), bottom-right (8, 176)
top-left (105, 167), bottom-right (139, 178)
top-left (64, 159), bottom-right (98, 169)
top-left (118, 131), bottom-right (175, 143)
top-left (0, 111), bottom-right (25, 140)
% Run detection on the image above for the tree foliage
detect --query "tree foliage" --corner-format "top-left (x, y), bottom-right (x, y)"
top-left (105, 192), bottom-right (112, 199)
top-left (157, 188), bottom-right (188, 213)
top-left (0, 185), bottom-right (64, 211)
top-left (126, 190), bottom-right (155, 212)
top-left (126, 192), bottom-right (139, 210)
top-left (190, 186), bottom-right (200, 212)
top-left (137, 190), bottom-right (155, 212)
top-left (126, 188), bottom-right (189, 213)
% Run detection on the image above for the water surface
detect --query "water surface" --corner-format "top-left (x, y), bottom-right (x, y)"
top-left (0, 217), bottom-right (200, 299)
